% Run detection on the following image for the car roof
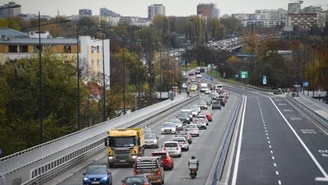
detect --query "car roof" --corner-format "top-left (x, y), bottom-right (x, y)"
top-left (173, 137), bottom-right (186, 140)
top-left (164, 141), bottom-right (179, 144)
top-left (151, 150), bottom-right (168, 154)
top-left (88, 164), bottom-right (106, 168)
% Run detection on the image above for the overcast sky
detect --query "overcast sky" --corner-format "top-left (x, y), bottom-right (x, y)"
top-left (11, 0), bottom-right (328, 17)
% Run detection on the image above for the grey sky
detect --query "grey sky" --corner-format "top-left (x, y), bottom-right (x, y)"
top-left (12, 0), bottom-right (328, 17)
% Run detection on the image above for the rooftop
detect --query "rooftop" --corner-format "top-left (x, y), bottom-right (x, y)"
top-left (0, 28), bottom-right (28, 38)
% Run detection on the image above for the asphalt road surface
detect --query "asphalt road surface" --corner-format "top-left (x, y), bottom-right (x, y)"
top-left (54, 92), bottom-right (240, 185)
top-left (230, 92), bottom-right (328, 185)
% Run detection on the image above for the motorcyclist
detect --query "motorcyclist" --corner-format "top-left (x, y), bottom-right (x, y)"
top-left (188, 156), bottom-right (199, 171)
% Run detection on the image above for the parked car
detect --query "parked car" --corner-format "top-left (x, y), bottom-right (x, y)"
top-left (172, 137), bottom-right (190, 151)
top-left (212, 100), bottom-right (222, 110)
top-left (175, 131), bottom-right (193, 144)
top-left (184, 124), bottom-right (199, 137)
top-left (83, 165), bottom-right (112, 185)
top-left (144, 132), bottom-right (159, 148)
top-left (161, 122), bottom-right (176, 134)
top-left (121, 175), bottom-right (151, 185)
top-left (163, 141), bottom-right (182, 157)
top-left (176, 113), bottom-right (191, 124)
top-left (133, 157), bottom-right (164, 185)
top-left (150, 151), bottom-right (174, 170)
top-left (168, 118), bottom-right (184, 130)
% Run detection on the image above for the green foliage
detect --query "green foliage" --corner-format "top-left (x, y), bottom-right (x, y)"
top-left (0, 49), bottom-right (88, 156)
top-left (211, 18), bottom-right (225, 41)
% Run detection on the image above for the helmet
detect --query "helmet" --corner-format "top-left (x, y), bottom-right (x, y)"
top-left (191, 156), bottom-right (196, 159)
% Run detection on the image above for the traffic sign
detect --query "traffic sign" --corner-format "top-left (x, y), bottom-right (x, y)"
top-left (235, 74), bottom-right (239, 78)
top-left (0, 149), bottom-right (2, 156)
top-left (262, 75), bottom-right (267, 85)
top-left (210, 76), bottom-right (214, 81)
top-left (181, 60), bottom-right (185, 65)
top-left (207, 64), bottom-right (212, 69)
top-left (240, 71), bottom-right (248, 79)
top-left (223, 72), bottom-right (226, 78)
top-left (303, 81), bottom-right (308, 87)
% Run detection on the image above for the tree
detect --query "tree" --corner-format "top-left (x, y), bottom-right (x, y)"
top-left (152, 15), bottom-right (165, 31)
top-left (0, 49), bottom-right (88, 156)
top-left (78, 16), bottom-right (97, 29)
top-left (211, 18), bottom-right (225, 41)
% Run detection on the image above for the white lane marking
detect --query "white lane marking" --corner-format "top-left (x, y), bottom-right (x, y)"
top-left (231, 96), bottom-right (247, 185)
top-left (272, 156), bottom-right (275, 160)
top-left (278, 180), bottom-right (282, 185)
top-left (264, 127), bottom-right (267, 129)
top-left (268, 141), bottom-right (271, 144)
top-left (267, 137), bottom-right (270, 140)
top-left (266, 133), bottom-right (268, 136)
top-left (269, 145), bottom-right (272, 148)
top-left (269, 98), bottom-right (328, 178)
top-left (274, 163), bottom-right (277, 167)
top-left (270, 150), bottom-right (273, 154)
top-left (276, 171), bottom-right (279, 175)
top-left (265, 130), bottom-right (267, 132)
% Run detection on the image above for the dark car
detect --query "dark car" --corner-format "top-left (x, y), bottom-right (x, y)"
top-left (212, 100), bottom-right (222, 110)
top-left (176, 113), bottom-right (191, 124)
top-left (273, 89), bottom-right (283, 95)
top-left (218, 98), bottom-right (226, 107)
top-left (150, 151), bottom-right (174, 170)
top-left (83, 165), bottom-right (112, 185)
top-left (121, 175), bottom-right (151, 185)
top-left (198, 100), bottom-right (208, 110)
top-left (175, 131), bottom-right (192, 144)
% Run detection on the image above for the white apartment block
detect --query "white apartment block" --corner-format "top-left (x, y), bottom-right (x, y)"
top-left (148, 4), bottom-right (166, 20)
top-left (232, 9), bottom-right (287, 27)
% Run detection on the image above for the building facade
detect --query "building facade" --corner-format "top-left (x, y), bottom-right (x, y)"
top-left (232, 9), bottom-right (287, 27)
top-left (197, 3), bottom-right (220, 20)
top-left (79, 9), bottom-right (92, 16)
top-left (0, 1), bottom-right (21, 18)
top-left (148, 4), bottom-right (165, 20)
top-left (0, 28), bottom-right (110, 85)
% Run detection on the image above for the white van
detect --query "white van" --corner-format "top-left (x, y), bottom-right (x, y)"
top-left (215, 84), bottom-right (223, 93)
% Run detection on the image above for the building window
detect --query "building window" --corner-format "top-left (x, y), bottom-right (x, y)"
top-left (97, 46), bottom-right (100, 53)
top-left (91, 60), bottom-right (94, 66)
top-left (64, 45), bottom-right (71, 53)
top-left (8, 45), bottom-right (18, 53)
top-left (19, 45), bottom-right (28, 53)
top-left (97, 60), bottom-right (100, 66)
top-left (35, 45), bottom-right (43, 52)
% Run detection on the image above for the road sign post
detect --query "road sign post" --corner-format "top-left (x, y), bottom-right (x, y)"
top-left (262, 75), bottom-right (267, 85)
top-left (240, 71), bottom-right (248, 79)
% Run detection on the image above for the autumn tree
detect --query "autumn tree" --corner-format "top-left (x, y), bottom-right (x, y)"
top-left (211, 18), bottom-right (225, 41)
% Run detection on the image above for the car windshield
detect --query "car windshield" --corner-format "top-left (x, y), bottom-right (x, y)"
top-left (144, 128), bottom-right (152, 133)
top-left (163, 123), bottom-right (173, 127)
top-left (108, 136), bottom-right (136, 147)
top-left (144, 133), bottom-right (156, 139)
top-left (177, 113), bottom-right (188, 118)
top-left (151, 153), bottom-right (167, 159)
top-left (193, 118), bottom-right (203, 122)
top-left (169, 119), bottom-right (180, 123)
top-left (125, 177), bottom-right (146, 183)
top-left (173, 138), bottom-right (185, 142)
top-left (86, 166), bottom-right (107, 174)
top-left (190, 107), bottom-right (198, 111)
top-left (186, 125), bottom-right (196, 129)
top-left (199, 101), bottom-right (206, 105)
top-left (164, 142), bottom-right (178, 147)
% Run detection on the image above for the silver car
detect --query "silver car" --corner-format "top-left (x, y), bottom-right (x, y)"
top-left (172, 137), bottom-right (189, 151)
top-left (169, 118), bottom-right (184, 130)
top-left (190, 106), bottom-right (199, 117)
top-left (196, 115), bottom-right (209, 126)
top-left (193, 118), bottom-right (207, 129)
top-left (191, 105), bottom-right (201, 114)
top-left (144, 132), bottom-right (159, 148)
top-left (184, 124), bottom-right (199, 137)
top-left (161, 122), bottom-right (177, 134)
top-left (180, 109), bottom-right (193, 120)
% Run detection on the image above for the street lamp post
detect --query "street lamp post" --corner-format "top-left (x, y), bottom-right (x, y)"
top-left (76, 23), bottom-right (81, 130)
top-left (121, 35), bottom-right (126, 115)
top-left (36, 12), bottom-right (70, 143)
top-left (102, 32), bottom-right (106, 121)
top-left (312, 44), bottom-right (317, 98)
top-left (137, 39), bottom-right (142, 109)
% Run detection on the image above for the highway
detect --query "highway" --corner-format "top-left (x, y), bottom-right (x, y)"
top-left (227, 87), bottom-right (328, 185)
top-left (51, 90), bottom-right (240, 185)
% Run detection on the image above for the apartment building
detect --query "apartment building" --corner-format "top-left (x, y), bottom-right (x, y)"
top-left (148, 4), bottom-right (165, 20)
top-left (79, 9), bottom-right (92, 16)
top-left (197, 3), bottom-right (220, 20)
top-left (0, 1), bottom-right (21, 18)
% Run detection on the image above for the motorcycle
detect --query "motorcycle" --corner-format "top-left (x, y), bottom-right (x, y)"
top-left (190, 168), bottom-right (197, 179)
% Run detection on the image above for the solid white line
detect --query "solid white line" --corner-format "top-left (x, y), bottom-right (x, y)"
top-left (276, 171), bottom-right (279, 175)
top-left (231, 96), bottom-right (247, 185)
top-left (269, 98), bottom-right (328, 178)
top-left (278, 180), bottom-right (282, 185)
top-left (272, 156), bottom-right (275, 160)
top-left (274, 163), bottom-right (277, 167)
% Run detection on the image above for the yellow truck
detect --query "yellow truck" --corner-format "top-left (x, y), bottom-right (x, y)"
top-left (104, 128), bottom-right (145, 167)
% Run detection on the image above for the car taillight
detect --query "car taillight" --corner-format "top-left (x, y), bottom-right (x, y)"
top-left (184, 141), bottom-right (187, 144)
top-left (163, 147), bottom-right (166, 150)
top-left (122, 183), bottom-right (127, 185)
top-left (176, 147), bottom-right (178, 150)
top-left (196, 128), bottom-right (199, 131)
top-left (133, 171), bottom-right (136, 175)
top-left (157, 171), bottom-right (161, 176)
top-left (144, 183), bottom-right (149, 185)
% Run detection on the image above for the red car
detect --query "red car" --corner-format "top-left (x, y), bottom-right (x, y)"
top-left (188, 72), bottom-right (194, 76)
top-left (205, 113), bottom-right (212, 122)
top-left (150, 151), bottom-right (174, 170)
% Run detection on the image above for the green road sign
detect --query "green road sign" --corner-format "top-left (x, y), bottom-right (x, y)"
top-left (207, 64), bottom-right (212, 69)
top-left (240, 71), bottom-right (248, 79)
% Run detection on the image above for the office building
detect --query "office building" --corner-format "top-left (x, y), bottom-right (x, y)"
top-left (148, 4), bottom-right (165, 20)
top-left (100, 8), bottom-right (120, 17)
top-left (0, 2), bottom-right (21, 18)
top-left (197, 3), bottom-right (220, 20)
top-left (79, 9), bottom-right (92, 16)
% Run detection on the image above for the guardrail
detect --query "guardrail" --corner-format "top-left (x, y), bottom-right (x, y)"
top-left (17, 94), bottom-right (199, 185)
top-left (286, 94), bottom-right (328, 129)
top-left (210, 94), bottom-right (244, 185)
